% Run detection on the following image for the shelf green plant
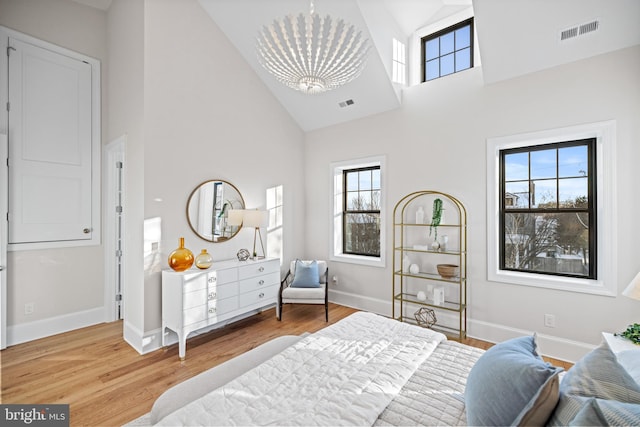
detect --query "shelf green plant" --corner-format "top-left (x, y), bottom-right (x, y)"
top-left (429, 198), bottom-right (443, 240)
top-left (616, 323), bottom-right (640, 345)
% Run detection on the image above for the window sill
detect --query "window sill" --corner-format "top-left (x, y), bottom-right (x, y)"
top-left (488, 269), bottom-right (616, 297)
top-left (330, 253), bottom-right (385, 268)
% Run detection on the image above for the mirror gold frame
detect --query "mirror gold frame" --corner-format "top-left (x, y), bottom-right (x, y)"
top-left (186, 180), bottom-right (245, 242)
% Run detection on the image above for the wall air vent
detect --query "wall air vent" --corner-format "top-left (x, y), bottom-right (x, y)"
top-left (339, 99), bottom-right (355, 108)
top-left (560, 20), bottom-right (599, 42)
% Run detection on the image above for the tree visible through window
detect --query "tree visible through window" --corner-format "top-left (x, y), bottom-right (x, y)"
top-left (500, 139), bottom-right (596, 278)
top-left (343, 166), bottom-right (380, 257)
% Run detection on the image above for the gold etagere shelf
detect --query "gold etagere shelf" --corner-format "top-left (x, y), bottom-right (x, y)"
top-left (392, 190), bottom-right (467, 340)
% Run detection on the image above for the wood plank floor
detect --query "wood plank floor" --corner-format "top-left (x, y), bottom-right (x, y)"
top-left (0, 304), bottom-right (572, 426)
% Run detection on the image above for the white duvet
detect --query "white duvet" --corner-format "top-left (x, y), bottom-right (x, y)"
top-left (156, 312), bottom-right (446, 426)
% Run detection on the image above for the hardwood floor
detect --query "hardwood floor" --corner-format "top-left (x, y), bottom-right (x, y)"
top-left (0, 304), bottom-right (572, 426)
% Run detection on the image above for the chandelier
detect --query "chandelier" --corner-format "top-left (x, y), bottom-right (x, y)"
top-left (256, 1), bottom-right (371, 95)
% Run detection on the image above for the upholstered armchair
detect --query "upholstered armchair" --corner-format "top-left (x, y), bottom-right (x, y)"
top-left (277, 260), bottom-right (328, 322)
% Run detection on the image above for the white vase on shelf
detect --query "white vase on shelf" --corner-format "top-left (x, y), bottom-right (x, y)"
top-left (415, 206), bottom-right (424, 224)
top-left (439, 235), bottom-right (449, 251)
top-left (402, 255), bottom-right (411, 272)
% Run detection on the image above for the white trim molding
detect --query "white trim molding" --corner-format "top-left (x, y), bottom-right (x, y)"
top-left (7, 307), bottom-right (105, 346)
top-left (486, 120), bottom-right (617, 297)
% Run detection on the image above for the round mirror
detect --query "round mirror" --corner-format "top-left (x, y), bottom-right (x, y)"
top-left (186, 180), bottom-right (245, 242)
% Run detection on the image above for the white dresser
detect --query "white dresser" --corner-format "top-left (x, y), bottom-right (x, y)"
top-left (162, 257), bottom-right (280, 359)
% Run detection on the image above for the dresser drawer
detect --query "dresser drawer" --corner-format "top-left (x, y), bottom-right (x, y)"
top-left (183, 282), bottom-right (238, 309)
top-left (239, 284), bottom-right (278, 307)
top-left (182, 268), bottom-right (238, 294)
top-left (183, 295), bottom-right (239, 326)
top-left (238, 259), bottom-right (279, 280)
top-left (238, 271), bottom-right (279, 294)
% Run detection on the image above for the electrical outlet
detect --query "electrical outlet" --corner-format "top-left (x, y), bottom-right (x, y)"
top-left (332, 275), bottom-right (338, 285)
top-left (25, 302), bottom-right (35, 315)
top-left (544, 313), bottom-right (556, 328)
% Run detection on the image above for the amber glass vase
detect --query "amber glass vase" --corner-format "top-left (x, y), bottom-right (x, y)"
top-left (195, 249), bottom-right (213, 269)
top-left (168, 237), bottom-right (194, 272)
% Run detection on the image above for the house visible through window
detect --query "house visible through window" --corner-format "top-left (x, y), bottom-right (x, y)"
top-left (343, 166), bottom-right (381, 257)
top-left (422, 18), bottom-right (473, 82)
top-left (500, 139), bottom-right (596, 279)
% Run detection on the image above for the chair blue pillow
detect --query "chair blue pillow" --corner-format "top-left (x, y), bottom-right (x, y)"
top-left (290, 260), bottom-right (321, 288)
top-left (465, 334), bottom-right (563, 426)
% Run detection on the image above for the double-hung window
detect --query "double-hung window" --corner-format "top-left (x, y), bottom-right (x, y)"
top-left (343, 166), bottom-right (381, 257)
top-left (500, 139), bottom-right (596, 278)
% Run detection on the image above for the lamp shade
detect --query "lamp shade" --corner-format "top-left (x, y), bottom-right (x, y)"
top-left (227, 209), bottom-right (244, 226)
top-left (243, 210), bottom-right (268, 228)
top-left (623, 272), bottom-right (640, 301)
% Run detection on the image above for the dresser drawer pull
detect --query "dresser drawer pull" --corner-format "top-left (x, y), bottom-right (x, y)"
top-left (259, 292), bottom-right (265, 299)
top-left (208, 277), bottom-right (216, 283)
top-left (208, 307), bottom-right (217, 314)
top-left (258, 280), bottom-right (264, 285)
top-left (258, 266), bottom-right (264, 272)
top-left (208, 292), bottom-right (216, 300)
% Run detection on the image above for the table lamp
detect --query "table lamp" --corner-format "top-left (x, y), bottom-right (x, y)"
top-left (243, 209), bottom-right (268, 259)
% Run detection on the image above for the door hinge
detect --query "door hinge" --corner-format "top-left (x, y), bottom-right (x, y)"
top-left (116, 161), bottom-right (123, 169)
top-left (115, 294), bottom-right (123, 302)
top-left (115, 205), bottom-right (122, 213)
top-left (115, 250), bottom-right (122, 257)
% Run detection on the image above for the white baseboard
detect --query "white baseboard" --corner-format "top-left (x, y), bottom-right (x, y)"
top-left (7, 307), bottom-right (106, 346)
top-left (468, 319), bottom-right (595, 363)
top-left (329, 289), bottom-right (594, 363)
top-left (123, 321), bottom-right (163, 355)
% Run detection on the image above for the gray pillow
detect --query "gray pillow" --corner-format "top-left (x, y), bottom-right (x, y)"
top-left (548, 342), bottom-right (640, 426)
top-left (290, 260), bottom-right (321, 288)
top-left (568, 398), bottom-right (640, 426)
top-left (465, 334), bottom-right (563, 426)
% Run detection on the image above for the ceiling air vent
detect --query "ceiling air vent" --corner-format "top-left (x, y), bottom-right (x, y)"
top-left (560, 20), bottom-right (599, 41)
top-left (339, 99), bottom-right (355, 108)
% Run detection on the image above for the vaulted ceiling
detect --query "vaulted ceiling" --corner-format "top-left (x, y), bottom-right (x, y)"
top-left (76, 0), bottom-right (640, 132)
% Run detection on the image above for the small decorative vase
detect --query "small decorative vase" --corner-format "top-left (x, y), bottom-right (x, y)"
top-left (168, 237), bottom-right (194, 272)
top-left (439, 235), bottom-right (449, 251)
top-left (415, 206), bottom-right (424, 224)
top-left (194, 249), bottom-right (213, 269)
top-left (416, 291), bottom-right (427, 301)
top-left (402, 255), bottom-right (411, 272)
top-left (409, 264), bottom-right (420, 274)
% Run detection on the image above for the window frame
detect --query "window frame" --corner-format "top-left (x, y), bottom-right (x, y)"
top-left (342, 166), bottom-right (381, 257)
top-left (499, 139), bottom-right (597, 279)
top-left (421, 17), bottom-right (474, 83)
top-left (330, 156), bottom-right (386, 268)
top-left (486, 121), bottom-right (617, 296)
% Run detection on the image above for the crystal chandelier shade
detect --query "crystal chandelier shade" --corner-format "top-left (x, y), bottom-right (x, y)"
top-left (256, 5), bottom-right (371, 95)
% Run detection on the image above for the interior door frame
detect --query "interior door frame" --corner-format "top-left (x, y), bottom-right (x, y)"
top-left (104, 136), bottom-right (126, 322)
top-left (1, 134), bottom-right (8, 349)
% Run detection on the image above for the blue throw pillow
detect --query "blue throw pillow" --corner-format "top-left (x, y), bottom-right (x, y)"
top-left (548, 343), bottom-right (640, 426)
top-left (290, 260), bottom-right (321, 288)
top-left (465, 334), bottom-right (563, 426)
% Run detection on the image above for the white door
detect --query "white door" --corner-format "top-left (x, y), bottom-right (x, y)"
top-left (1, 134), bottom-right (8, 349)
top-left (8, 37), bottom-right (93, 244)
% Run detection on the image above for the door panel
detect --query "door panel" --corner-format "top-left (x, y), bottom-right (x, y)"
top-left (8, 37), bottom-right (92, 243)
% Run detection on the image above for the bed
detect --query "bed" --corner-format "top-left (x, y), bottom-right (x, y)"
top-left (126, 311), bottom-right (640, 426)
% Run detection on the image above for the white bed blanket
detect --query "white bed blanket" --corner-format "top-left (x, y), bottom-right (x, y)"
top-left (156, 312), bottom-right (446, 426)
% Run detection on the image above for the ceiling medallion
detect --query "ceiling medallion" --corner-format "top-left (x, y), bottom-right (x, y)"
top-left (256, 1), bottom-right (371, 95)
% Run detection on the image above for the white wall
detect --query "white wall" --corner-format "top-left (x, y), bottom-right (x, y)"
top-left (307, 46), bottom-right (640, 361)
top-left (141, 0), bottom-right (305, 336)
top-left (0, 0), bottom-right (107, 342)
